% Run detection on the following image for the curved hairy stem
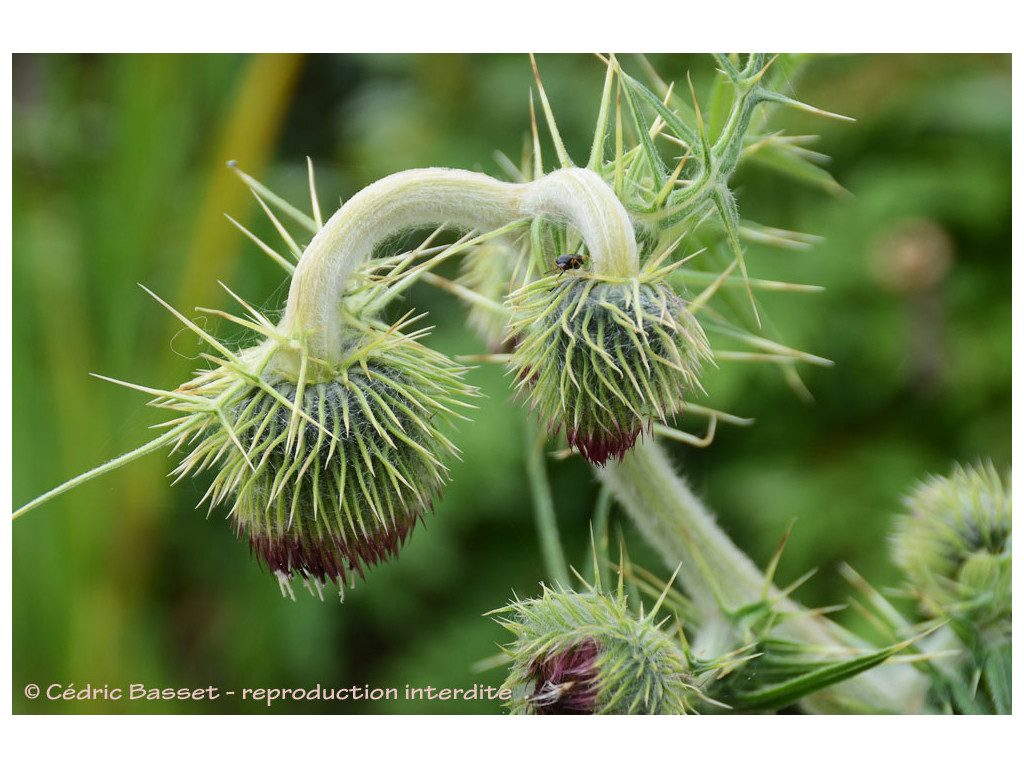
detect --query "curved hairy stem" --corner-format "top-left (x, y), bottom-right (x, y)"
top-left (279, 167), bottom-right (638, 363)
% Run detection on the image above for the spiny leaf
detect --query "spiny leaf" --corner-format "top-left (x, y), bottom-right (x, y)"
top-left (616, 70), bottom-right (668, 190)
top-left (719, 638), bottom-right (919, 712)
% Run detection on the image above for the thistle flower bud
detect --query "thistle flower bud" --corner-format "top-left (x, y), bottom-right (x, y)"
top-left (891, 462), bottom-right (1011, 633)
top-left (494, 587), bottom-right (694, 714)
top-left (172, 318), bottom-right (475, 595)
top-left (508, 276), bottom-right (711, 465)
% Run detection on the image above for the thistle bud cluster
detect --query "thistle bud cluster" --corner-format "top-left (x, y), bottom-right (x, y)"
top-left (16, 52), bottom-right (857, 631)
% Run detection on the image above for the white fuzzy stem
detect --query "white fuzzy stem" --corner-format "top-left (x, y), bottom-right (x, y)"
top-left (278, 167), bottom-right (637, 363)
top-left (519, 167), bottom-right (638, 276)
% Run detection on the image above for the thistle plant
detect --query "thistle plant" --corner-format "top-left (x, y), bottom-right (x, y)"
top-left (14, 159), bottom-right (649, 596)
top-left (13, 53), bottom-right (1010, 714)
top-left (12, 80), bottom-right (668, 597)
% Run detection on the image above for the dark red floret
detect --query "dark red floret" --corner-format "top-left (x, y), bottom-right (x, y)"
top-left (564, 422), bottom-right (643, 467)
top-left (528, 639), bottom-right (601, 714)
top-left (238, 505), bottom-right (426, 585)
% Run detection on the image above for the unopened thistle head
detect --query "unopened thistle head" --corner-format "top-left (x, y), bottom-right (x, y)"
top-left (507, 275), bottom-right (711, 465)
top-left (891, 462), bottom-right (1011, 633)
top-left (153, 306), bottom-right (475, 595)
top-left (493, 586), bottom-right (695, 714)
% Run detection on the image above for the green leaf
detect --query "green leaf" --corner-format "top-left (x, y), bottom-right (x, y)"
top-left (715, 639), bottom-right (915, 713)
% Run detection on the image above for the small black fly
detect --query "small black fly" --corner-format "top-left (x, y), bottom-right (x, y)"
top-left (553, 253), bottom-right (588, 273)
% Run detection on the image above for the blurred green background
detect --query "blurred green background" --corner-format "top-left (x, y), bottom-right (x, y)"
top-left (12, 53), bottom-right (1011, 714)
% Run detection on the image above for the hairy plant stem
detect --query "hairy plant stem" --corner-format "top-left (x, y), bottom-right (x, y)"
top-left (277, 167), bottom-right (638, 367)
top-left (597, 439), bottom-right (765, 614)
top-left (598, 439), bottom-right (928, 713)
top-left (525, 421), bottom-right (570, 588)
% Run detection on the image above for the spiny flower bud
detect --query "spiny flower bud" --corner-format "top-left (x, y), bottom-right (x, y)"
top-left (891, 462), bottom-right (1011, 633)
top-left (508, 276), bottom-right (711, 465)
top-left (493, 587), bottom-right (695, 714)
top-left (171, 318), bottom-right (475, 596)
